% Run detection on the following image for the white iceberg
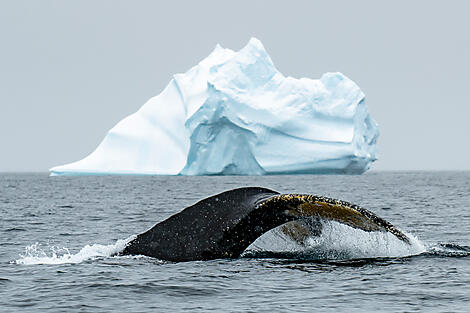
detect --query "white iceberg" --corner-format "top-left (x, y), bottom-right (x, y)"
top-left (50, 38), bottom-right (378, 176)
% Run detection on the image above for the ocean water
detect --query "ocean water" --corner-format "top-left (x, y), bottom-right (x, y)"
top-left (1, 172), bottom-right (469, 312)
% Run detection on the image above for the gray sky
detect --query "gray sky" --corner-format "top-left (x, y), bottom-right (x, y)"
top-left (1, 0), bottom-right (469, 172)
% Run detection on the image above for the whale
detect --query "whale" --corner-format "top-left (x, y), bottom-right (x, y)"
top-left (121, 187), bottom-right (410, 261)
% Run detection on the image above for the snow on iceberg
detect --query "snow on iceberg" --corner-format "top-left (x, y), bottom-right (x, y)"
top-left (50, 38), bottom-right (379, 176)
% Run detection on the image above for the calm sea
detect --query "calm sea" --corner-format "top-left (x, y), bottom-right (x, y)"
top-left (1, 172), bottom-right (469, 312)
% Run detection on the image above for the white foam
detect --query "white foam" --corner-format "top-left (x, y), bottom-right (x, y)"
top-left (247, 221), bottom-right (426, 259)
top-left (14, 236), bottom-right (135, 265)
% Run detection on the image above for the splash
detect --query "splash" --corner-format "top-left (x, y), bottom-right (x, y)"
top-left (14, 236), bottom-right (135, 265)
top-left (245, 221), bottom-right (426, 259)
top-left (15, 222), bottom-right (428, 264)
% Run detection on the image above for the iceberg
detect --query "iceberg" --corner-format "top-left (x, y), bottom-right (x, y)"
top-left (50, 38), bottom-right (379, 176)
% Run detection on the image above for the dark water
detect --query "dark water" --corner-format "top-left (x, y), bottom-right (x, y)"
top-left (1, 172), bottom-right (469, 312)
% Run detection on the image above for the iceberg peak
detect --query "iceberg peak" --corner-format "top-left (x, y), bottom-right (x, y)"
top-left (247, 37), bottom-right (264, 49)
top-left (50, 38), bottom-right (379, 176)
top-left (240, 37), bottom-right (271, 59)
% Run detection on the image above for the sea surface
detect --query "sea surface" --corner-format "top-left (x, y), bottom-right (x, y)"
top-left (1, 172), bottom-right (469, 312)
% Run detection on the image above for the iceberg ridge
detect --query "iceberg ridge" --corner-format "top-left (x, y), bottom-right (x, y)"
top-left (50, 38), bottom-right (379, 176)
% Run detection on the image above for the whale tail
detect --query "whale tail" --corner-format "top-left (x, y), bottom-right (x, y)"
top-left (263, 193), bottom-right (410, 244)
top-left (122, 187), bottom-right (410, 261)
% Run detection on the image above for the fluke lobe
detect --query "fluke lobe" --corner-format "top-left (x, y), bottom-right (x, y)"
top-left (121, 187), bottom-right (409, 261)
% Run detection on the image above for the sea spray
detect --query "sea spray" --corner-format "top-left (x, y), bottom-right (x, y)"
top-left (305, 221), bottom-right (426, 259)
top-left (246, 221), bottom-right (426, 259)
top-left (14, 236), bottom-right (135, 265)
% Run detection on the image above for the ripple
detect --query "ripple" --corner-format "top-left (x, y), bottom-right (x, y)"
top-left (425, 243), bottom-right (470, 257)
top-left (5, 227), bottom-right (26, 232)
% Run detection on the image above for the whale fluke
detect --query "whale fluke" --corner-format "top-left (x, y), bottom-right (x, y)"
top-left (121, 187), bottom-right (410, 261)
